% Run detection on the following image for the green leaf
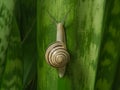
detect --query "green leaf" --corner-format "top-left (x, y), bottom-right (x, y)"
top-left (16, 0), bottom-right (37, 89)
top-left (95, 0), bottom-right (120, 89)
top-left (37, 0), bottom-right (106, 90)
top-left (0, 14), bottom-right (23, 90)
top-left (0, 0), bottom-right (15, 86)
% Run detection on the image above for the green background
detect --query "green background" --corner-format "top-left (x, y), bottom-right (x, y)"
top-left (0, 0), bottom-right (120, 90)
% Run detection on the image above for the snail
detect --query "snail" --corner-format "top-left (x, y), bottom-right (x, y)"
top-left (45, 23), bottom-right (70, 78)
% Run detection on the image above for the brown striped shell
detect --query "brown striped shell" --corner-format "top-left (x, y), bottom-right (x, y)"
top-left (45, 41), bottom-right (70, 68)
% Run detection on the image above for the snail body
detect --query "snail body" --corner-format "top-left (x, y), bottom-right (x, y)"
top-left (45, 23), bottom-right (70, 78)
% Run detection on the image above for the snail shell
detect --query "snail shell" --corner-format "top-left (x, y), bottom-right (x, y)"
top-left (45, 41), bottom-right (70, 68)
top-left (45, 23), bottom-right (70, 78)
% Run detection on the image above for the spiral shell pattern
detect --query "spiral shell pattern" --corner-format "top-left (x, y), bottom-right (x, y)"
top-left (45, 41), bottom-right (70, 68)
